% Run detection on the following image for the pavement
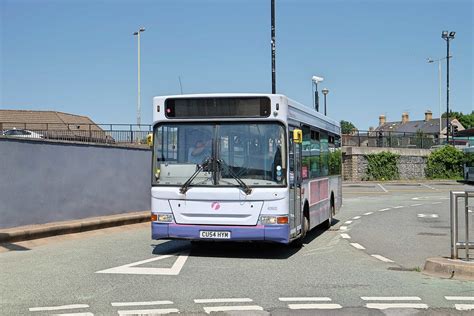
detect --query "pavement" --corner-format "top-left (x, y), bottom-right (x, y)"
top-left (0, 211), bottom-right (149, 243)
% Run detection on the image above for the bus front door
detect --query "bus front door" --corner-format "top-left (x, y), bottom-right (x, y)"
top-left (289, 129), bottom-right (302, 238)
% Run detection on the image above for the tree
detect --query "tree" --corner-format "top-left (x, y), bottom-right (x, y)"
top-left (441, 111), bottom-right (474, 129)
top-left (340, 120), bottom-right (357, 134)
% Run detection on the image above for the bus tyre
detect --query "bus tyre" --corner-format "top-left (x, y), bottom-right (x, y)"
top-left (325, 203), bottom-right (334, 229)
top-left (292, 215), bottom-right (309, 248)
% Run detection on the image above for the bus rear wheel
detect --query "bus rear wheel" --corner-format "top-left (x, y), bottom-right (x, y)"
top-left (324, 200), bottom-right (335, 229)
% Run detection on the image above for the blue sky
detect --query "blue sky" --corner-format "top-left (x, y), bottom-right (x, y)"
top-left (1, 0), bottom-right (472, 129)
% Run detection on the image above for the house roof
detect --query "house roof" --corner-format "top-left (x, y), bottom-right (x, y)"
top-left (375, 118), bottom-right (462, 134)
top-left (0, 110), bottom-right (101, 131)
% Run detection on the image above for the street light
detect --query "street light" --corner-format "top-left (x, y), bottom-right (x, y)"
top-left (312, 76), bottom-right (324, 112)
top-left (427, 56), bottom-right (450, 141)
top-left (133, 27), bottom-right (145, 126)
top-left (322, 88), bottom-right (329, 116)
top-left (441, 30), bottom-right (455, 143)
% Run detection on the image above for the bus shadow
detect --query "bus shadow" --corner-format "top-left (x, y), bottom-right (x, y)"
top-left (151, 221), bottom-right (339, 260)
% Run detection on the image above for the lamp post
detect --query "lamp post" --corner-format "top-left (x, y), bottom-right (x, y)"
top-left (312, 76), bottom-right (324, 112)
top-left (441, 30), bottom-right (455, 143)
top-left (427, 56), bottom-right (449, 141)
top-left (271, 0), bottom-right (276, 94)
top-left (321, 88), bottom-right (329, 116)
top-left (133, 27), bottom-right (145, 127)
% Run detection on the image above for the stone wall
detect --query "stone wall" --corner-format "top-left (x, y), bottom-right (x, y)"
top-left (342, 146), bottom-right (430, 181)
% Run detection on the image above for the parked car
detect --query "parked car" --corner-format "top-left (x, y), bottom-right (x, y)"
top-left (3, 129), bottom-right (44, 139)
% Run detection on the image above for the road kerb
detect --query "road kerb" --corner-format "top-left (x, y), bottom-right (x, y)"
top-left (423, 257), bottom-right (474, 281)
top-left (0, 211), bottom-right (150, 243)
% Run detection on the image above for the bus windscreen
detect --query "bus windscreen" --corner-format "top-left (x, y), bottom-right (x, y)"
top-left (165, 97), bottom-right (271, 118)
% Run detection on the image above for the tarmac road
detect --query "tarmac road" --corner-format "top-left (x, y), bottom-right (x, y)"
top-left (1, 181), bottom-right (473, 315)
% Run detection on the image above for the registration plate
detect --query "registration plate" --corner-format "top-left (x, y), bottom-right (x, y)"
top-left (199, 231), bottom-right (231, 239)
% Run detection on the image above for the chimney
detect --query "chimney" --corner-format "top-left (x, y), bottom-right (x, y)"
top-left (424, 110), bottom-right (433, 121)
top-left (402, 112), bottom-right (409, 124)
top-left (379, 115), bottom-right (386, 126)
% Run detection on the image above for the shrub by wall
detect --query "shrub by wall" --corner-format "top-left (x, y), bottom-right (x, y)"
top-left (365, 151), bottom-right (400, 180)
top-left (425, 145), bottom-right (464, 179)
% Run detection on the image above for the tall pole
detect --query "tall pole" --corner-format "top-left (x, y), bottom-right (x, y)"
top-left (438, 60), bottom-right (442, 139)
top-left (137, 31), bottom-right (141, 126)
top-left (324, 93), bottom-right (327, 115)
top-left (446, 38), bottom-right (450, 143)
top-left (271, 0), bottom-right (276, 94)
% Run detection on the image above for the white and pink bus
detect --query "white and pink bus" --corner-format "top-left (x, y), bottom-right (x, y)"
top-left (151, 94), bottom-right (341, 244)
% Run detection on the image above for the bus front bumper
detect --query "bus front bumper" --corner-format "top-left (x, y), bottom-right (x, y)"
top-left (152, 222), bottom-right (290, 244)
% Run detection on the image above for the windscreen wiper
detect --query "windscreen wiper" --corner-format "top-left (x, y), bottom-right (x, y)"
top-left (217, 159), bottom-right (252, 195)
top-left (180, 158), bottom-right (212, 194)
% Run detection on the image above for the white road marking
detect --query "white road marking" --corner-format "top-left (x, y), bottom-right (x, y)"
top-left (412, 197), bottom-right (422, 200)
top-left (339, 226), bottom-right (348, 231)
top-left (366, 303), bottom-right (428, 310)
top-left (203, 305), bottom-right (263, 313)
top-left (195, 298), bottom-right (253, 304)
top-left (455, 304), bottom-right (474, 311)
top-left (445, 296), bottom-right (474, 301)
top-left (111, 301), bottom-right (173, 307)
top-left (279, 297), bottom-right (331, 302)
top-left (352, 216), bottom-right (361, 220)
top-left (53, 313), bottom-right (94, 316)
top-left (411, 204), bottom-right (423, 207)
top-left (340, 233), bottom-right (351, 239)
top-left (378, 184), bottom-right (388, 193)
top-left (361, 297), bottom-right (421, 301)
top-left (371, 255), bottom-right (394, 263)
top-left (363, 212), bottom-right (373, 216)
top-left (118, 309), bottom-right (179, 315)
top-left (29, 305), bottom-right (90, 312)
top-left (378, 208), bottom-right (390, 212)
top-left (417, 214), bottom-right (439, 218)
top-left (350, 243), bottom-right (365, 250)
top-left (432, 202), bottom-right (442, 205)
top-left (344, 220), bottom-right (353, 224)
top-left (420, 183), bottom-right (436, 190)
top-left (393, 206), bottom-right (404, 209)
top-left (96, 252), bottom-right (189, 275)
top-left (288, 303), bottom-right (342, 310)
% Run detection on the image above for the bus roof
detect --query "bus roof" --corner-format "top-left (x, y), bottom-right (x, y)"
top-left (153, 93), bottom-right (340, 131)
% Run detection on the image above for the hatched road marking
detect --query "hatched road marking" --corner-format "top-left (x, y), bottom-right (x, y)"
top-left (371, 255), bottom-right (394, 263)
top-left (445, 297), bottom-right (474, 301)
top-left (378, 184), bottom-right (388, 193)
top-left (29, 305), bottom-right (90, 312)
top-left (366, 303), bottom-right (428, 310)
top-left (340, 233), bottom-right (351, 239)
top-left (344, 220), bottom-right (353, 224)
top-left (279, 297), bottom-right (332, 302)
top-left (352, 216), bottom-right (361, 219)
top-left (96, 252), bottom-right (189, 275)
top-left (288, 303), bottom-right (342, 310)
top-left (195, 298), bottom-right (253, 304)
top-left (361, 297), bottom-right (421, 301)
top-left (111, 301), bottom-right (173, 307)
top-left (117, 309), bottom-right (179, 315)
top-left (378, 208), bottom-right (390, 212)
top-left (350, 243), bottom-right (365, 250)
top-left (393, 206), bottom-right (404, 209)
top-left (203, 305), bottom-right (263, 313)
top-left (52, 314), bottom-right (94, 316)
top-left (339, 226), bottom-right (348, 231)
top-left (455, 304), bottom-right (474, 311)
top-left (417, 214), bottom-right (439, 218)
top-left (363, 212), bottom-right (373, 216)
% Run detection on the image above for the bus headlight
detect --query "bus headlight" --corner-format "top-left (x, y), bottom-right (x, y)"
top-left (260, 215), bottom-right (288, 225)
top-left (153, 213), bottom-right (174, 223)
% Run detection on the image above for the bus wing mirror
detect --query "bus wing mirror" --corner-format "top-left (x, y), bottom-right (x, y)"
top-left (147, 133), bottom-right (153, 147)
top-left (293, 129), bottom-right (302, 144)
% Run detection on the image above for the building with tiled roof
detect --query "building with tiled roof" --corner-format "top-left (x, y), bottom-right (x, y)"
top-left (375, 110), bottom-right (465, 139)
top-left (0, 110), bottom-right (109, 142)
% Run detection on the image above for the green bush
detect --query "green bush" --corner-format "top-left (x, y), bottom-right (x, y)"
top-left (365, 151), bottom-right (400, 180)
top-left (426, 145), bottom-right (464, 179)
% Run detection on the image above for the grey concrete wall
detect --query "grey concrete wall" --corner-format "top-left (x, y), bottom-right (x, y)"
top-left (0, 138), bottom-right (151, 228)
top-left (342, 146), bottom-right (431, 181)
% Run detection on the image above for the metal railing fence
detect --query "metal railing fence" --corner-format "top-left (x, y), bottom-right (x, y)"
top-left (0, 123), bottom-right (152, 146)
top-left (450, 190), bottom-right (473, 261)
top-left (343, 131), bottom-right (444, 149)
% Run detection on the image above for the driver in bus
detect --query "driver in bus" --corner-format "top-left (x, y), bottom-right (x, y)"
top-left (188, 137), bottom-right (212, 164)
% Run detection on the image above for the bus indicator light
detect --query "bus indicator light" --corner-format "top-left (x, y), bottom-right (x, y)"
top-left (151, 214), bottom-right (158, 221)
top-left (277, 216), bottom-right (289, 224)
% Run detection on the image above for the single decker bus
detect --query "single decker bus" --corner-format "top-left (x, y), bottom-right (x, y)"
top-left (151, 93), bottom-right (342, 244)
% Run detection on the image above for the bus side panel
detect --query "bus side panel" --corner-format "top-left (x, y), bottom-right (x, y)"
top-left (329, 175), bottom-right (342, 214)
